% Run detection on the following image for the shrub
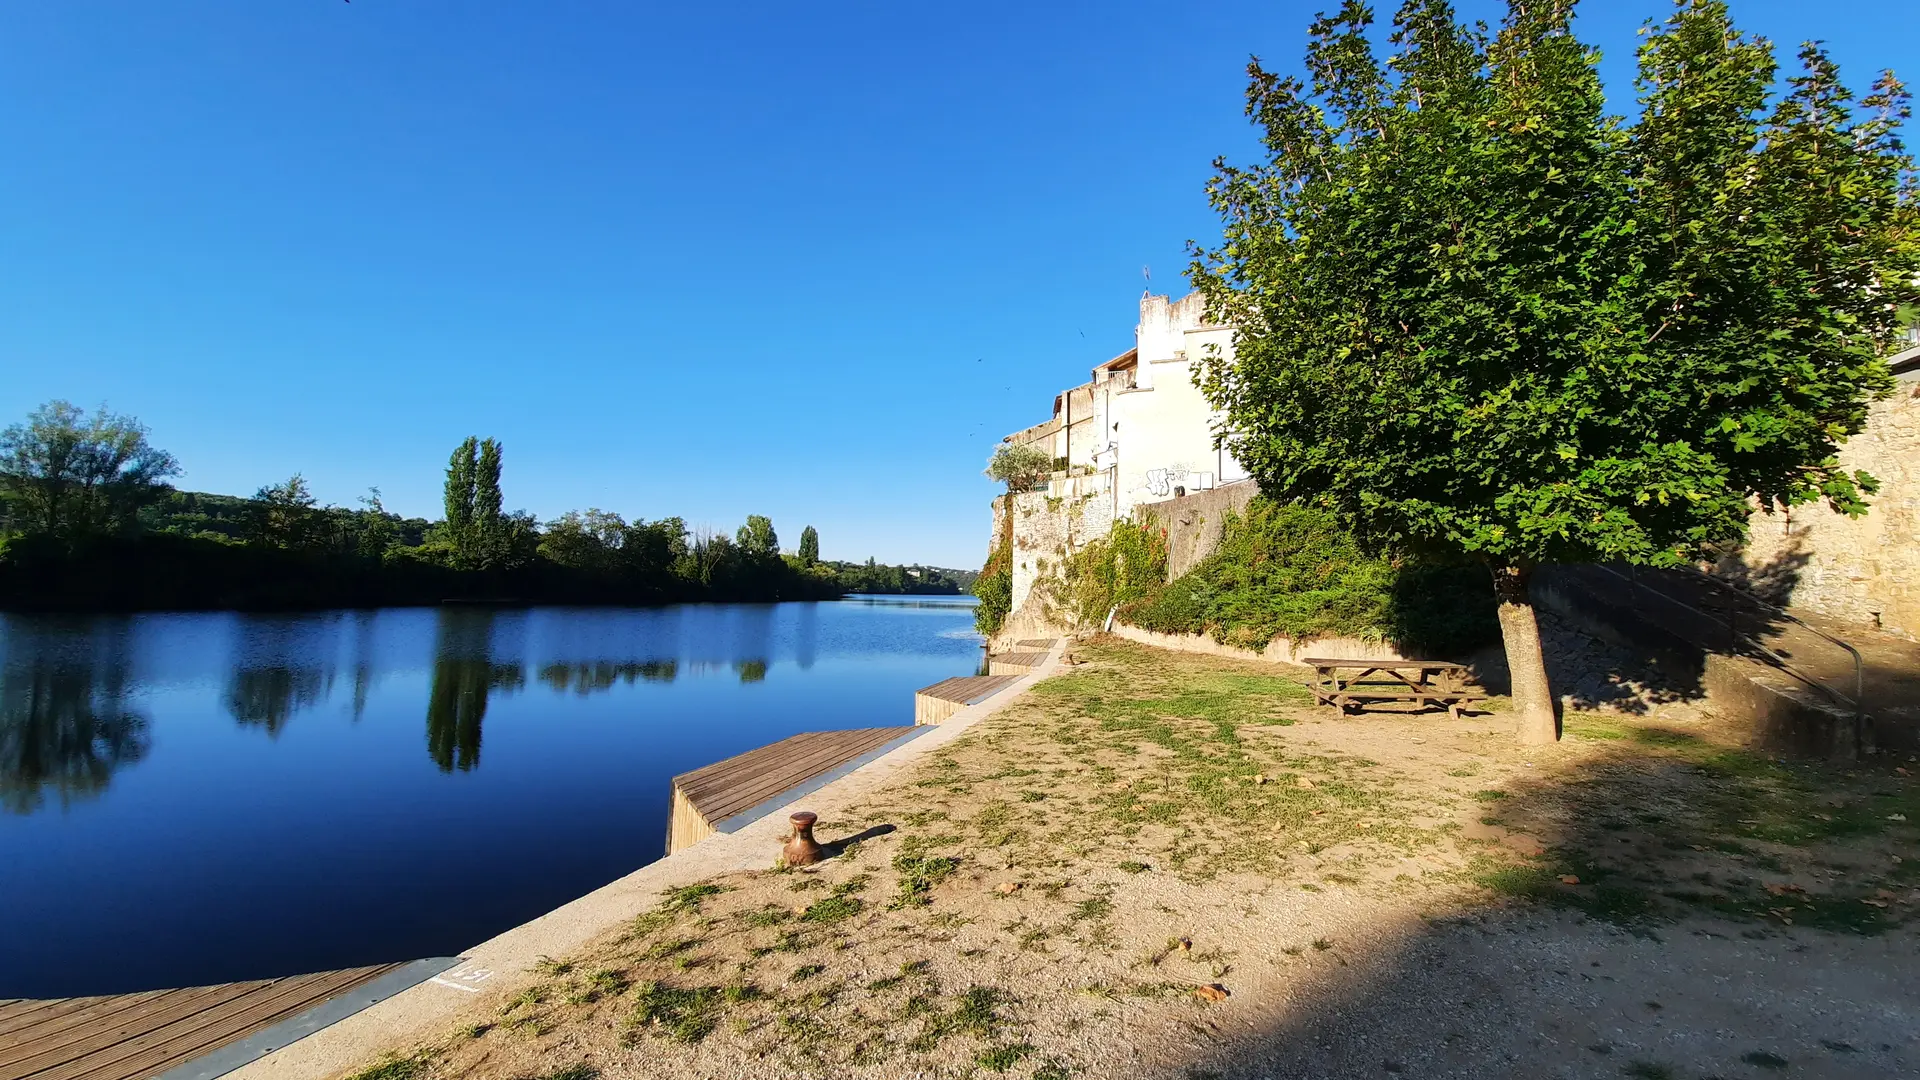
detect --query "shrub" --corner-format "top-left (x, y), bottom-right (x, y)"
top-left (1119, 498), bottom-right (1494, 655)
top-left (1061, 519), bottom-right (1167, 627)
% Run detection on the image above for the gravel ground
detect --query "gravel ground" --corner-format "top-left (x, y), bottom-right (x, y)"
top-left (336, 637), bottom-right (1920, 1080)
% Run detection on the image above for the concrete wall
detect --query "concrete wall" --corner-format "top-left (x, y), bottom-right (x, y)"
top-left (1134, 479), bottom-right (1261, 578)
top-left (1715, 366), bottom-right (1920, 640)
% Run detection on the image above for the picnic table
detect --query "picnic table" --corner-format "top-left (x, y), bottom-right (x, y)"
top-left (1302, 658), bottom-right (1485, 720)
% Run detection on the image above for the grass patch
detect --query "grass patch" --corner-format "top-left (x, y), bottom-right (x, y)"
top-left (977, 1042), bottom-right (1037, 1071)
top-left (343, 1054), bottom-right (434, 1080)
top-left (892, 851), bottom-right (962, 908)
top-left (627, 981), bottom-right (725, 1043)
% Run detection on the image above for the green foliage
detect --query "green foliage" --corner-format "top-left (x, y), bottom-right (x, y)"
top-left (1191, 0), bottom-right (1919, 572)
top-left (1119, 500), bottom-right (1495, 654)
top-left (1061, 519), bottom-right (1168, 627)
top-left (0, 406), bottom-right (924, 611)
top-left (735, 514), bottom-right (779, 559)
top-left (797, 524), bottom-right (819, 566)
top-left (0, 401), bottom-right (180, 544)
top-left (984, 441), bottom-right (1053, 493)
top-left (249, 474), bottom-right (319, 550)
top-left (972, 509), bottom-right (1015, 635)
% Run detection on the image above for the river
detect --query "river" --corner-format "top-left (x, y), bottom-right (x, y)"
top-left (0, 596), bottom-right (981, 997)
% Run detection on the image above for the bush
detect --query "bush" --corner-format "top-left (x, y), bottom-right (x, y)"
top-left (1061, 519), bottom-right (1166, 627)
top-left (1119, 498), bottom-right (1495, 656)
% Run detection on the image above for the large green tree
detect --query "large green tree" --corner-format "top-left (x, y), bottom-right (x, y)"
top-left (798, 525), bottom-right (820, 567)
top-left (441, 436), bottom-right (508, 569)
top-left (0, 401), bottom-right (180, 543)
top-left (1192, 0), bottom-right (1918, 741)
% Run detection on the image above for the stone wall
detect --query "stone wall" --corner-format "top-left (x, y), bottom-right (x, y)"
top-left (1133, 479), bottom-right (1260, 578)
top-left (1002, 486), bottom-right (1117, 643)
top-left (1716, 371), bottom-right (1920, 640)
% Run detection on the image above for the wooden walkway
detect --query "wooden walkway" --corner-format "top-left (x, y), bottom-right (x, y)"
top-left (667, 727), bottom-right (925, 854)
top-left (914, 674), bottom-right (1022, 726)
top-left (0, 961), bottom-right (442, 1080)
top-left (987, 650), bottom-right (1047, 676)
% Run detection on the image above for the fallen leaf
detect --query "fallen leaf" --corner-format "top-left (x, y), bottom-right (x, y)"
top-left (1251, 774), bottom-right (1270, 786)
top-left (1193, 984), bottom-right (1230, 1003)
top-left (1295, 777), bottom-right (1317, 790)
top-left (1889, 814), bottom-right (1909, 823)
top-left (1897, 767), bottom-right (1910, 777)
top-left (1559, 875), bottom-right (1581, 885)
top-left (1862, 898), bottom-right (1890, 908)
top-left (995, 882), bottom-right (1022, 895)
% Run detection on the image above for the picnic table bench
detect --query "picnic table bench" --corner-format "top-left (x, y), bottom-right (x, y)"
top-left (1302, 657), bottom-right (1485, 719)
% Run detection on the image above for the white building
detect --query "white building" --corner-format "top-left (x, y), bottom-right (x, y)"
top-left (1004, 291), bottom-right (1251, 522)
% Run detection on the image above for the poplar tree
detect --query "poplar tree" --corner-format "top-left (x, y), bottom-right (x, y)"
top-left (442, 436), bottom-right (508, 569)
top-left (1192, 0), bottom-right (1918, 742)
top-left (473, 438), bottom-right (505, 568)
top-left (443, 437), bottom-right (478, 559)
top-left (798, 525), bottom-right (820, 567)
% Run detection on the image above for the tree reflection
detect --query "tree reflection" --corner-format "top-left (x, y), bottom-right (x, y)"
top-left (425, 659), bottom-right (522, 772)
top-left (0, 665), bottom-right (151, 815)
top-left (226, 667), bottom-right (325, 737)
top-left (733, 659), bottom-right (769, 683)
top-left (425, 609), bottom-right (523, 773)
top-left (536, 660), bottom-right (678, 694)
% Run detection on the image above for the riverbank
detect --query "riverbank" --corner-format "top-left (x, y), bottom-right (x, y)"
top-left (323, 638), bottom-right (1919, 1080)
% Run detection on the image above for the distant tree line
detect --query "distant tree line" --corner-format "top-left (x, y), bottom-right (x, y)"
top-left (0, 401), bottom-right (963, 611)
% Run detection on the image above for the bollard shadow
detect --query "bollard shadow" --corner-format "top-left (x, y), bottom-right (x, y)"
top-left (821, 823), bottom-right (896, 859)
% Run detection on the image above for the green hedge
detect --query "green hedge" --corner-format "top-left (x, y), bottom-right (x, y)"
top-left (1119, 499), bottom-right (1496, 656)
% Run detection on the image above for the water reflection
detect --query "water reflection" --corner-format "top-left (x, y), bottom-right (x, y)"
top-left (425, 610), bottom-right (522, 773)
top-left (1, 662), bottom-right (151, 815)
top-left (537, 660), bottom-right (678, 694)
top-left (227, 667), bottom-right (326, 737)
top-left (0, 599), bottom-right (982, 996)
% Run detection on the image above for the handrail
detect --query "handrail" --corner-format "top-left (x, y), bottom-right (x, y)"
top-left (1591, 563), bottom-right (1865, 719)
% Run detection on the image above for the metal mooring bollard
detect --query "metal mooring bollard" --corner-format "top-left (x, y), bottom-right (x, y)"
top-left (784, 811), bottom-right (825, 867)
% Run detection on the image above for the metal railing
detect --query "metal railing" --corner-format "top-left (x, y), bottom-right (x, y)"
top-left (1592, 563), bottom-right (1865, 719)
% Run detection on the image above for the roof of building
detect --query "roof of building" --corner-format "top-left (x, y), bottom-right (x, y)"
top-left (1094, 348), bottom-right (1138, 372)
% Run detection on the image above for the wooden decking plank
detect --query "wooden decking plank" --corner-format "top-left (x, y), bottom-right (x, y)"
top-left (680, 730), bottom-right (909, 822)
top-left (84, 965), bottom-right (402, 1080)
top-left (0, 998), bottom-right (97, 1040)
top-left (674, 728), bottom-right (903, 796)
top-left (917, 674), bottom-right (1020, 705)
top-left (0, 991), bottom-right (249, 1068)
top-left (25, 964), bottom-right (393, 1080)
top-left (2, 981), bottom-right (270, 1079)
top-left (675, 731), bottom-right (881, 801)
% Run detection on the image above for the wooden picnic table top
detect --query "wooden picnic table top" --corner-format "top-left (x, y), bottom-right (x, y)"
top-left (1301, 658), bottom-right (1470, 670)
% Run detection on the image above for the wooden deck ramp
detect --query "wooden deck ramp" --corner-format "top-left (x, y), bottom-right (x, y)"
top-left (667, 727), bottom-right (927, 855)
top-left (913, 674), bottom-right (1022, 726)
top-left (0, 959), bottom-right (455, 1080)
top-left (987, 651), bottom-right (1047, 676)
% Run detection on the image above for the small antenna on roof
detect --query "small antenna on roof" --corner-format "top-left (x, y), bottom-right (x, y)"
top-left (1142, 264), bottom-right (1151, 298)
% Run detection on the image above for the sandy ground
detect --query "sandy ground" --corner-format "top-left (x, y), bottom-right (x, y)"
top-left (337, 638), bottom-right (1920, 1080)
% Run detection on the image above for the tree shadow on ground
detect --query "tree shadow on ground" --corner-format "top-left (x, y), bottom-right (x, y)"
top-left (1184, 719), bottom-right (1920, 1080)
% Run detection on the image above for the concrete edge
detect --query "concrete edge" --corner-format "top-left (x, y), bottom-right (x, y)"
top-left (225, 641), bottom-right (1066, 1080)
top-left (710, 726), bottom-right (933, 835)
top-left (153, 957), bottom-right (464, 1080)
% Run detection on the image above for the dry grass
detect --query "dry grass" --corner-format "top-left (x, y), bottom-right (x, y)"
top-left (341, 638), bottom-right (1919, 1080)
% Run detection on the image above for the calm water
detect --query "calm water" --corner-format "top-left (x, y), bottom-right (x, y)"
top-left (0, 597), bottom-right (981, 997)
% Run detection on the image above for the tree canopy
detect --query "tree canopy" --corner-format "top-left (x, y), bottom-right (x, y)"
top-left (1191, 0), bottom-right (1919, 740)
top-left (0, 401), bottom-right (180, 543)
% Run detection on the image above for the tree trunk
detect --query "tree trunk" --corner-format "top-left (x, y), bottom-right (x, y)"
top-left (1491, 563), bottom-right (1558, 744)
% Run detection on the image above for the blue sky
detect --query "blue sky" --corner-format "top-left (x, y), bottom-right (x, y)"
top-left (4, 1), bottom-right (1916, 568)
